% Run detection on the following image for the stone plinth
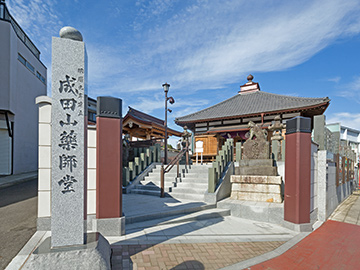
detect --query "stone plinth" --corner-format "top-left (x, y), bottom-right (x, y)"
top-left (230, 175), bottom-right (283, 203)
top-left (235, 159), bottom-right (277, 176)
top-left (23, 233), bottom-right (111, 270)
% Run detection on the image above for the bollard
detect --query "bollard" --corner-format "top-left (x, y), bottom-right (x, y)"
top-left (236, 142), bottom-right (242, 162)
top-left (140, 152), bottom-right (146, 170)
top-left (208, 167), bottom-right (216, 193)
top-left (160, 165), bottom-right (165, 198)
top-left (134, 157), bottom-right (140, 175)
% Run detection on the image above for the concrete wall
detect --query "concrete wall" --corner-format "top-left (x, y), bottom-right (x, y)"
top-left (310, 142), bottom-right (318, 213)
top-left (37, 97), bottom-right (96, 229)
top-left (317, 150), bottom-right (357, 222)
top-left (0, 20), bottom-right (47, 174)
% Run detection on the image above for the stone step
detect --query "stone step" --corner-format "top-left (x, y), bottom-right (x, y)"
top-left (130, 189), bottom-right (163, 197)
top-left (151, 169), bottom-right (210, 175)
top-left (238, 159), bottom-right (274, 167)
top-left (169, 192), bottom-right (205, 201)
top-left (230, 191), bottom-right (283, 203)
top-left (232, 183), bottom-right (281, 194)
top-left (231, 175), bottom-right (282, 185)
top-left (170, 187), bottom-right (205, 194)
top-left (236, 166), bottom-right (277, 176)
top-left (217, 198), bottom-right (284, 224)
top-left (153, 166), bottom-right (210, 170)
top-left (125, 203), bottom-right (217, 225)
top-left (156, 208), bottom-right (231, 225)
top-left (138, 180), bottom-right (208, 191)
top-left (144, 176), bottom-right (179, 182)
top-left (176, 182), bottom-right (208, 189)
top-left (139, 181), bottom-right (176, 188)
top-left (133, 184), bottom-right (176, 193)
top-left (143, 176), bottom-right (209, 184)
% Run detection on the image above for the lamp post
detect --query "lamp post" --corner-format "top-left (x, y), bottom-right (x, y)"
top-left (161, 83), bottom-right (174, 198)
top-left (162, 82), bottom-right (174, 165)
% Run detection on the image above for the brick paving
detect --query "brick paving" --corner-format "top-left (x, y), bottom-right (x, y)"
top-left (249, 220), bottom-right (360, 270)
top-left (111, 241), bottom-right (285, 270)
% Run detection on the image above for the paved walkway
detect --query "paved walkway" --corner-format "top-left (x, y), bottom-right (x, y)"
top-left (329, 190), bottom-right (360, 225)
top-left (5, 172), bottom-right (360, 270)
top-left (246, 190), bottom-right (360, 270)
top-left (109, 194), bottom-right (298, 270)
top-left (111, 241), bottom-right (285, 270)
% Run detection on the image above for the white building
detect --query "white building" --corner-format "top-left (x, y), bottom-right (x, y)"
top-left (326, 122), bottom-right (360, 163)
top-left (0, 1), bottom-right (47, 175)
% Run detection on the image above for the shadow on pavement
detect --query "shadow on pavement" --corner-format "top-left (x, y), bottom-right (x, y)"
top-left (170, 260), bottom-right (205, 269)
top-left (0, 179), bottom-right (37, 208)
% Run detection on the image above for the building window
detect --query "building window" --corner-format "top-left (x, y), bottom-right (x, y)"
top-left (88, 112), bottom-right (96, 123)
top-left (18, 53), bottom-right (35, 73)
top-left (36, 71), bottom-right (46, 84)
top-left (25, 61), bottom-right (35, 73)
top-left (18, 53), bottom-right (26, 66)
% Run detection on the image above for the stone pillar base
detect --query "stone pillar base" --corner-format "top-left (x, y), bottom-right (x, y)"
top-left (282, 220), bottom-right (313, 232)
top-left (23, 233), bottom-right (111, 270)
top-left (93, 216), bottom-right (125, 236)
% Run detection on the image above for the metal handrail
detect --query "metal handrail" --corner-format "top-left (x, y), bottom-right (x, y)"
top-left (164, 147), bottom-right (187, 173)
top-left (160, 147), bottom-right (189, 197)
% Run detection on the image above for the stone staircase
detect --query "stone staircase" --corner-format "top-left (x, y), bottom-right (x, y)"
top-left (129, 164), bottom-right (211, 201)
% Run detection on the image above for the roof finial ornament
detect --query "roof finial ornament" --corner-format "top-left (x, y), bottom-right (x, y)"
top-left (239, 74), bottom-right (260, 93)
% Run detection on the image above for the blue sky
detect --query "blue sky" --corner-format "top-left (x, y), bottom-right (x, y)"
top-left (6, 0), bottom-right (360, 144)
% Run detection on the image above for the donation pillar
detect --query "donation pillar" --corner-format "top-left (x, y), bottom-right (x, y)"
top-left (284, 116), bottom-right (311, 224)
top-left (96, 97), bottom-right (123, 219)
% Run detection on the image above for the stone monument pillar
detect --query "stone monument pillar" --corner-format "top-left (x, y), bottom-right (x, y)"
top-left (284, 116), bottom-right (311, 224)
top-left (51, 27), bottom-right (88, 247)
top-left (23, 27), bottom-right (111, 270)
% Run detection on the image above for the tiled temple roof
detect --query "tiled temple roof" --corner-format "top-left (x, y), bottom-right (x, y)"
top-left (175, 91), bottom-right (330, 124)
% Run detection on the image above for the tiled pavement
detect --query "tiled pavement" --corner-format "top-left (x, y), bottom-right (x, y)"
top-left (7, 171), bottom-right (360, 270)
top-left (111, 241), bottom-right (285, 270)
top-left (248, 190), bottom-right (360, 270)
top-left (328, 189), bottom-right (360, 225)
top-left (109, 190), bottom-right (360, 270)
top-left (248, 220), bottom-right (360, 270)
top-left (108, 195), bottom-right (297, 270)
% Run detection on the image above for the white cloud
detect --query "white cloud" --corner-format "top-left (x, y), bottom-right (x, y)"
top-left (327, 112), bottom-right (360, 130)
top-left (129, 93), bottom-right (209, 116)
top-left (87, 0), bottom-right (360, 96)
top-left (327, 76), bottom-right (341, 83)
top-left (337, 75), bottom-right (360, 103)
top-left (7, 0), bottom-right (360, 101)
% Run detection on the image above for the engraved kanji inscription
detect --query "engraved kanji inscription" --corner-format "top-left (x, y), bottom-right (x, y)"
top-left (58, 175), bottom-right (77, 193)
top-left (59, 154), bottom-right (77, 172)
top-left (60, 98), bottom-right (77, 111)
top-left (59, 75), bottom-right (79, 96)
top-left (60, 114), bottom-right (78, 127)
top-left (59, 130), bottom-right (77, 150)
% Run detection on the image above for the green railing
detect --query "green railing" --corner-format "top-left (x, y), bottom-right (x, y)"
top-left (208, 138), bottom-right (234, 192)
top-left (123, 144), bottom-right (161, 186)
